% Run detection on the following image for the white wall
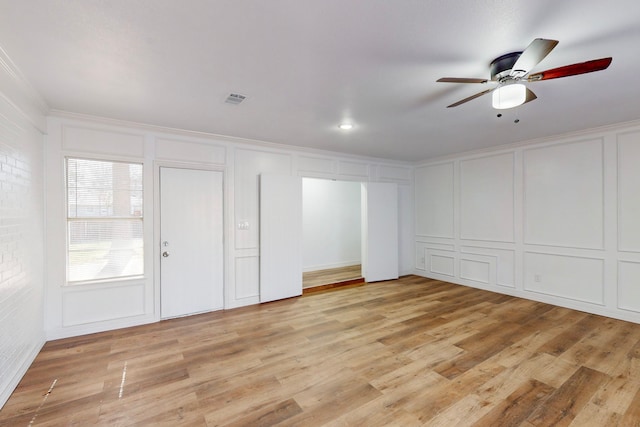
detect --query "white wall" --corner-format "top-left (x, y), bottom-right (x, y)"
top-left (0, 51), bottom-right (47, 407)
top-left (302, 178), bottom-right (361, 271)
top-left (43, 113), bottom-right (414, 339)
top-left (415, 121), bottom-right (640, 324)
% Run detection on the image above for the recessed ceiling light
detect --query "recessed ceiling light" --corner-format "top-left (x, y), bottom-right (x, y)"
top-left (338, 123), bottom-right (354, 130)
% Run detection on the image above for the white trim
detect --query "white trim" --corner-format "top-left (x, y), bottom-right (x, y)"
top-left (49, 109), bottom-right (412, 166)
top-left (0, 339), bottom-right (45, 408)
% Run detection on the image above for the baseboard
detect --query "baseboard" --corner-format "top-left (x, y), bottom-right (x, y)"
top-left (0, 337), bottom-right (45, 409)
top-left (45, 314), bottom-right (157, 341)
top-left (303, 260), bottom-right (361, 272)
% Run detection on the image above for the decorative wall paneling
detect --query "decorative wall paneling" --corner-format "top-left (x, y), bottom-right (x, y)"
top-left (61, 125), bottom-right (145, 157)
top-left (44, 115), bottom-right (414, 340)
top-left (297, 155), bottom-right (337, 176)
top-left (618, 260), bottom-right (640, 312)
top-left (414, 124), bottom-right (640, 324)
top-left (378, 164), bottom-right (413, 183)
top-left (337, 160), bottom-right (369, 179)
top-left (414, 162), bottom-right (454, 238)
top-left (523, 252), bottom-right (605, 305)
top-left (523, 138), bottom-right (604, 250)
top-left (234, 256), bottom-right (260, 301)
top-left (155, 137), bottom-right (226, 165)
top-left (459, 253), bottom-right (495, 285)
top-left (427, 249), bottom-right (456, 277)
top-left (459, 153), bottom-right (515, 242)
top-left (461, 246), bottom-right (515, 288)
top-left (617, 132), bottom-right (640, 252)
top-left (61, 282), bottom-right (146, 326)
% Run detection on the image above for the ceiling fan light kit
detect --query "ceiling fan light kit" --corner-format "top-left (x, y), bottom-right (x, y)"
top-left (492, 83), bottom-right (526, 109)
top-left (437, 38), bottom-right (612, 110)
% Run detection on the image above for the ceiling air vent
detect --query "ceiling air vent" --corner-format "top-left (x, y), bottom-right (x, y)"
top-left (225, 93), bottom-right (246, 105)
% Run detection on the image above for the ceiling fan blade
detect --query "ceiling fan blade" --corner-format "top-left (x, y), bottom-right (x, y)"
top-left (527, 57), bottom-right (613, 81)
top-left (446, 88), bottom-right (493, 108)
top-left (510, 38), bottom-right (559, 78)
top-left (437, 77), bottom-right (488, 84)
top-left (523, 88), bottom-right (537, 104)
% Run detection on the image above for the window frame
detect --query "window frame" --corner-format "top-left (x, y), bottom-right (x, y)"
top-left (65, 156), bottom-right (145, 285)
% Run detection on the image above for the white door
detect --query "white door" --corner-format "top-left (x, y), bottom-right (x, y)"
top-left (361, 182), bottom-right (399, 282)
top-left (260, 174), bottom-right (303, 302)
top-left (160, 167), bottom-right (224, 318)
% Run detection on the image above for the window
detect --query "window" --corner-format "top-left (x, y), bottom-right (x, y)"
top-left (66, 158), bottom-right (143, 283)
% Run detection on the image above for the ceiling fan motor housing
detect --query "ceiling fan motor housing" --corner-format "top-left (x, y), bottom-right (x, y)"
top-left (490, 52), bottom-right (523, 81)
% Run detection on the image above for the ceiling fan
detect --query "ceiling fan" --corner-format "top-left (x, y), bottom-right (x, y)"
top-left (437, 38), bottom-right (612, 109)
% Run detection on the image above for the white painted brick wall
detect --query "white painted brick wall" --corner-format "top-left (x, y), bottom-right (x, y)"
top-left (0, 100), bottom-right (45, 408)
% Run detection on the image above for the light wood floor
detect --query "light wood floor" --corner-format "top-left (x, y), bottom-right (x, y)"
top-left (3, 276), bottom-right (640, 426)
top-left (303, 264), bottom-right (362, 289)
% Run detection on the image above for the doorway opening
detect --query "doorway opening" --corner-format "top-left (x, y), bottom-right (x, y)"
top-left (302, 178), bottom-right (363, 290)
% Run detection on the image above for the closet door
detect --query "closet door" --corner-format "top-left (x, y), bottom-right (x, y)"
top-left (259, 174), bottom-right (302, 302)
top-left (362, 182), bottom-right (399, 282)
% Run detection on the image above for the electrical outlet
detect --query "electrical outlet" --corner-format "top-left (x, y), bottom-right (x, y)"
top-left (237, 221), bottom-right (250, 230)
top-left (534, 274), bottom-right (541, 283)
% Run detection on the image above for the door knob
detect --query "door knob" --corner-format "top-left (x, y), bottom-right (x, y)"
top-left (162, 251), bottom-right (170, 257)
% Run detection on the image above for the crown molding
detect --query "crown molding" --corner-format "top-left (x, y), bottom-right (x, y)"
top-left (417, 118), bottom-right (640, 165)
top-left (48, 109), bottom-right (414, 168)
top-left (0, 45), bottom-right (49, 133)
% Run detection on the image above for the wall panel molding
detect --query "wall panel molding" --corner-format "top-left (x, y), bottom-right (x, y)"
top-left (617, 131), bottom-right (640, 252)
top-left (523, 138), bottom-right (604, 250)
top-left (338, 160), bottom-right (369, 178)
top-left (461, 246), bottom-right (514, 288)
top-left (618, 261), bottom-right (640, 313)
top-left (62, 125), bottom-right (145, 157)
top-left (155, 137), bottom-right (226, 164)
top-left (414, 120), bottom-right (640, 325)
top-left (62, 283), bottom-right (146, 326)
top-left (459, 152), bottom-right (515, 243)
top-left (415, 162), bottom-right (454, 238)
top-left (427, 249), bottom-right (455, 277)
top-left (297, 155), bottom-right (336, 175)
top-left (460, 253), bottom-right (495, 285)
top-left (234, 256), bottom-right (260, 300)
top-left (523, 251), bottom-right (604, 305)
top-left (378, 164), bottom-right (412, 184)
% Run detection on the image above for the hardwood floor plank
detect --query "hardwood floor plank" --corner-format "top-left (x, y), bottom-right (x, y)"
top-left (535, 314), bottom-right (602, 356)
top-left (472, 379), bottom-right (555, 426)
top-left (278, 382), bottom-right (382, 426)
top-left (3, 276), bottom-right (640, 426)
top-left (512, 352), bottom-right (579, 390)
top-left (526, 366), bottom-right (609, 426)
top-left (225, 398), bottom-right (303, 427)
top-left (620, 386), bottom-right (640, 426)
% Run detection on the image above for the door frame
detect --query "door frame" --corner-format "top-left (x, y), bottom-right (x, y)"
top-left (153, 161), bottom-right (227, 320)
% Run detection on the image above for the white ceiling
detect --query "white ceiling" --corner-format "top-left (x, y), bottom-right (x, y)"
top-left (1, 0), bottom-right (639, 162)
